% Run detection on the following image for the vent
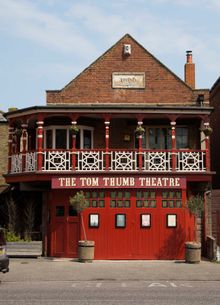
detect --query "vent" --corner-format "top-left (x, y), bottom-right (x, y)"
top-left (124, 44), bottom-right (131, 55)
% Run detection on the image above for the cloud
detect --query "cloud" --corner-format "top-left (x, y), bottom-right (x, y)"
top-left (0, 0), bottom-right (96, 57)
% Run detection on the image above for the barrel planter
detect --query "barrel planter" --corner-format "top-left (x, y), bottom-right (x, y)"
top-left (78, 240), bottom-right (95, 263)
top-left (185, 242), bottom-right (201, 263)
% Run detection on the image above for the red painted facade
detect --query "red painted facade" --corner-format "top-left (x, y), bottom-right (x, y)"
top-left (4, 34), bottom-right (213, 259)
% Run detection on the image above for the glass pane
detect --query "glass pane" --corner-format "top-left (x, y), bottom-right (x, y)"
top-left (116, 214), bottom-right (126, 228)
top-left (150, 200), bottom-right (156, 208)
top-left (169, 192), bottom-right (174, 198)
top-left (83, 130), bottom-right (92, 149)
top-left (110, 200), bottom-right (116, 207)
top-left (125, 192), bottom-right (130, 199)
top-left (162, 200), bottom-right (167, 208)
top-left (118, 200), bottom-right (123, 207)
top-left (46, 130), bottom-right (52, 149)
top-left (85, 192), bottom-right (90, 198)
top-left (169, 200), bottom-right (174, 208)
top-left (99, 200), bottom-right (104, 207)
top-left (124, 200), bottom-right (130, 207)
top-left (110, 192), bottom-right (116, 199)
top-left (92, 200), bottom-right (97, 207)
top-left (99, 192), bottom-right (105, 198)
top-left (56, 206), bottom-right (64, 217)
top-left (136, 191), bottom-right (142, 198)
top-left (176, 200), bottom-right (182, 207)
top-left (136, 200), bottom-right (142, 207)
top-left (56, 129), bottom-right (67, 149)
top-left (143, 192), bottom-right (149, 198)
top-left (92, 192), bottom-right (97, 198)
top-left (176, 191), bottom-right (182, 199)
top-left (69, 206), bottom-right (77, 216)
top-left (118, 192), bottom-right (123, 199)
top-left (150, 192), bottom-right (156, 199)
top-left (176, 127), bottom-right (188, 149)
top-left (143, 200), bottom-right (149, 207)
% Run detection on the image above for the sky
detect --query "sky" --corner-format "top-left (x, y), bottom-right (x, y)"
top-left (0, 0), bottom-right (219, 112)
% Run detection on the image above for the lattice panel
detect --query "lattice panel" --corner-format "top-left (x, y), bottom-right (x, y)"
top-left (110, 151), bottom-right (137, 171)
top-left (43, 151), bottom-right (71, 171)
top-left (11, 154), bottom-right (22, 173)
top-left (25, 152), bottom-right (36, 172)
top-left (76, 151), bottom-right (104, 171)
top-left (143, 152), bottom-right (171, 171)
top-left (176, 151), bottom-right (205, 171)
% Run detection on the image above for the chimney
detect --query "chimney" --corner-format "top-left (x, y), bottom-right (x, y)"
top-left (184, 50), bottom-right (195, 89)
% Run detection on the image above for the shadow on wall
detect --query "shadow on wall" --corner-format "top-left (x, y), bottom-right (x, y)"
top-left (156, 226), bottom-right (186, 260)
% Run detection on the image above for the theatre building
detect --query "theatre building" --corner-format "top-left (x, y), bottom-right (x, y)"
top-left (4, 34), bottom-right (213, 259)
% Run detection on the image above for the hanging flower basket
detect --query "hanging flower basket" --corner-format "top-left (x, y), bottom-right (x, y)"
top-left (201, 126), bottom-right (213, 136)
top-left (135, 126), bottom-right (145, 137)
top-left (70, 125), bottom-right (79, 135)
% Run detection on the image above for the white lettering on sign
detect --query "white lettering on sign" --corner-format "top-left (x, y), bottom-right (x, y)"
top-left (53, 176), bottom-right (184, 189)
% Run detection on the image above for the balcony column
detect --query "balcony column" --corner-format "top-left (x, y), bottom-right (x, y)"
top-left (21, 123), bottom-right (28, 172)
top-left (204, 122), bottom-right (210, 171)
top-left (71, 120), bottom-right (78, 170)
top-left (8, 125), bottom-right (14, 173)
top-left (170, 121), bottom-right (176, 171)
top-left (105, 121), bottom-right (110, 170)
top-left (137, 121), bottom-right (143, 171)
top-left (37, 117), bottom-right (44, 171)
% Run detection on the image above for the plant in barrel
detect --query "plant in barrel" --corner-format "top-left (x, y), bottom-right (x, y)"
top-left (185, 194), bottom-right (204, 263)
top-left (69, 191), bottom-right (95, 262)
top-left (69, 191), bottom-right (89, 241)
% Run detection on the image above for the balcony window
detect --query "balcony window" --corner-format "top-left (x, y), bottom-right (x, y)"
top-left (44, 126), bottom-right (93, 149)
top-left (135, 126), bottom-right (189, 150)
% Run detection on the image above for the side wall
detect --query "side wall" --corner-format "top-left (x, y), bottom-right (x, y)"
top-left (0, 122), bottom-right (8, 185)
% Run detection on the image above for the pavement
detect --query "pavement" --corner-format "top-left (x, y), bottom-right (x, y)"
top-left (1, 258), bottom-right (220, 282)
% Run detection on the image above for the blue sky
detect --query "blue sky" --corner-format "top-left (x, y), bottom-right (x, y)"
top-left (0, 0), bottom-right (219, 112)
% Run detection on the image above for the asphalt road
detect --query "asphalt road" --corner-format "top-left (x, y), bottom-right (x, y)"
top-left (0, 280), bottom-right (220, 305)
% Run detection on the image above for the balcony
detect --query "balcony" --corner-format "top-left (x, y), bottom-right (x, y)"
top-left (9, 149), bottom-right (207, 174)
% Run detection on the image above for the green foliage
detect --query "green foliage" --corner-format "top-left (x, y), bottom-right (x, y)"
top-left (69, 191), bottom-right (89, 213)
top-left (5, 230), bottom-right (23, 242)
top-left (135, 125), bottom-right (145, 135)
top-left (70, 125), bottom-right (79, 135)
top-left (187, 194), bottom-right (204, 216)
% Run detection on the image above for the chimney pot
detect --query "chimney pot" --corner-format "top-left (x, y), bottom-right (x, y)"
top-left (186, 50), bottom-right (193, 63)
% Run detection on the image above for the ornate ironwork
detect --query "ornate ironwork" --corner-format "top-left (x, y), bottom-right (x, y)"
top-left (25, 152), bottom-right (37, 172)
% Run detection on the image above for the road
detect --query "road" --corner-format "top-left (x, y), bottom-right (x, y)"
top-left (0, 280), bottom-right (220, 305)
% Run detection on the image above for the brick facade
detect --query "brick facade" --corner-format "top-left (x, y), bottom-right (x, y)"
top-left (210, 77), bottom-right (220, 247)
top-left (46, 34), bottom-right (208, 106)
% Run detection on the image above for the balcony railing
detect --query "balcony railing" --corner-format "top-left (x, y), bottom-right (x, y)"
top-left (9, 149), bottom-right (207, 174)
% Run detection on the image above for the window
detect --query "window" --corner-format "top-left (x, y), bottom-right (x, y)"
top-left (110, 191), bottom-right (131, 208)
top-left (162, 191), bottom-right (182, 208)
top-left (44, 125), bottom-right (93, 149)
top-left (85, 191), bottom-right (105, 208)
top-left (136, 191), bottom-right (156, 208)
top-left (176, 127), bottom-right (188, 149)
top-left (115, 214), bottom-right (126, 228)
top-left (135, 126), bottom-right (189, 150)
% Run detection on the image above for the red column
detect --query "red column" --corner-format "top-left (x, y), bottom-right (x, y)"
top-left (137, 121), bottom-right (143, 171)
top-left (71, 120), bottom-right (77, 171)
top-left (8, 125), bottom-right (14, 173)
top-left (105, 121), bottom-right (110, 171)
top-left (171, 121), bottom-right (176, 171)
top-left (204, 122), bottom-right (210, 171)
top-left (37, 117), bottom-right (44, 171)
top-left (21, 123), bottom-right (28, 172)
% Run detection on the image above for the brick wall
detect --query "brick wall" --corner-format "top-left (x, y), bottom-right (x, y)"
top-left (0, 123), bottom-right (8, 185)
top-left (47, 34), bottom-right (198, 106)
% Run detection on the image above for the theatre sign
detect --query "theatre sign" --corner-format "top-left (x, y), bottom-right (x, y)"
top-left (52, 176), bottom-right (186, 189)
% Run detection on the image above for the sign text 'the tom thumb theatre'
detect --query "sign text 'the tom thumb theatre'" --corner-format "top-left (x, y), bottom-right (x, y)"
top-left (52, 176), bottom-right (186, 189)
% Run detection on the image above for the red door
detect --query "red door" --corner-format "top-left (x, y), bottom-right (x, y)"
top-left (50, 191), bottom-right (79, 258)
